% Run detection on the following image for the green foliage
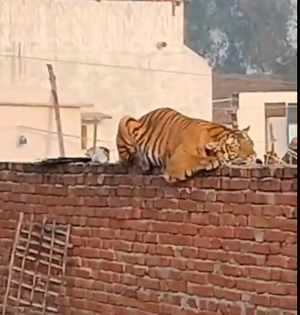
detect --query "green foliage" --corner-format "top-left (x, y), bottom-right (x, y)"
top-left (185, 0), bottom-right (297, 75)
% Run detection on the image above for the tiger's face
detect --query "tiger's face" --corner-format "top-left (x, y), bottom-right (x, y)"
top-left (221, 126), bottom-right (257, 165)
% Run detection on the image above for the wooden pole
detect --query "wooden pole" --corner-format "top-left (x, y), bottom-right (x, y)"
top-left (46, 64), bottom-right (65, 157)
top-left (1, 213), bottom-right (24, 315)
top-left (93, 122), bottom-right (97, 150)
top-left (230, 93), bottom-right (239, 129)
top-left (171, 0), bottom-right (182, 16)
top-left (269, 123), bottom-right (276, 155)
top-left (230, 110), bottom-right (238, 129)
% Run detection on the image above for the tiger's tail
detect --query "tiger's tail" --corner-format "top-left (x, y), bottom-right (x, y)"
top-left (116, 115), bottom-right (141, 163)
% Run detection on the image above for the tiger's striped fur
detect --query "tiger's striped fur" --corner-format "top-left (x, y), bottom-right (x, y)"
top-left (116, 107), bottom-right (257, 183)
top-left (85, 146), bottom-right (110, 163)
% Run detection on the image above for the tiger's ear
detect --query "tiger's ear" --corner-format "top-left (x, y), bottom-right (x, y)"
top-left (241, 125), bottom-right (250, 133)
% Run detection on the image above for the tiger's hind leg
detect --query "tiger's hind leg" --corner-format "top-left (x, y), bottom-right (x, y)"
top-left (116, 115), bottom-right (140, 165)
top-left (135, 154), bottom-right (152, 174)
top-left (164, 145), bottom-right (224, 183)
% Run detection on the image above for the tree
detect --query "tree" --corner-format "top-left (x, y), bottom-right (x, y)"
top-left (273, 50), bottom-right (297, 80)
top-left (185, 0), bottom-right (297, 74)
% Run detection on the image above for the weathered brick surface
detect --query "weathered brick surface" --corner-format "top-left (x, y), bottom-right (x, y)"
top-left (0, 163), bottom-right (297, 315)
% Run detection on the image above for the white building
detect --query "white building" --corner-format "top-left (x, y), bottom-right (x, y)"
top-left (0, 0), bottom-right (212, 161)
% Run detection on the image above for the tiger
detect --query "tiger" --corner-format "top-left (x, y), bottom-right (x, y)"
top-left (85, 146), bottom-right (110, 163)
top-left (116, 107), bottom-right (257, 183)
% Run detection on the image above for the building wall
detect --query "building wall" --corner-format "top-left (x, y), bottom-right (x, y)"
top-left (0, 0), bottom-right (212, 161)
top-left (238, 92), bottom-right (297, 159)
top-left (0, 100), bottom-right (85, 161)
top-left (212, 74), bottom-right (297, 125)
top-left (0, 163), bottom-right (297, 314)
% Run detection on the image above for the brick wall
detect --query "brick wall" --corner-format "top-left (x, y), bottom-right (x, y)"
top-left (0, 162), bottom-right (297, 315)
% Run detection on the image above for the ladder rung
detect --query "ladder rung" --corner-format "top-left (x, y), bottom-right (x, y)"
top-left (19, 237), bottom-right (65, 255)
top-left (10, 279), bottom-right (59, 297)
top-left (20, 230), bottom-right (70, 250)
top-left (16, 245), bottom-right (62, 263)
top-left (12, 266), bottom-right (63, 285)
top-left (15, 251), bottom-right (63, 270)
top-left (8, 296), bottom-right (59, 312)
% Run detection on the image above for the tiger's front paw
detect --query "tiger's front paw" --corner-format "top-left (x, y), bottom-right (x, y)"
top-left (163, 174), bottom-right (177, 183)
top-left (202, 157), bottom-right (222, 171)
top-left (163, 170), bottom-right (188, 184)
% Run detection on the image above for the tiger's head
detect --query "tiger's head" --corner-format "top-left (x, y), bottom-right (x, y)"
top-left (207, 126), bottom-right (257, 165)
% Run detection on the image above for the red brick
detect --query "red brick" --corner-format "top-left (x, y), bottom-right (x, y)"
top-left (270, 218), bottom-right (297, 232)
top-left (244, 242), bottom-right (271, 255)
top-left (221, 240), bottom-right (241, 252)
top-left (235, 227), bottom-right (255, 240)
top-left (264, 230), bottom-right (284, 242)
top-left (190, 189), bottom-right (207, 201)
top-left (177, 223), bottom-right (198, 235)
top-left (217, 191), bottom-right (246, 203)
top-left (193, 261), bottom-right (215, 272)
top-left (250, 294), bottom-right (271, 307)
top-left (190, 213), bottom-right (210, 225)
top-left (220, 264), bottom-right (243, 277)
top-left (181, 246), bottom-right (198, 258)
top-left (213, 287), bottom-right (242, 301)
top-left (194, 237), bottom-right (222, 249)
top-left (275, 193), bottom-right (297, 206)
top-left (248, 215), bottom-right (271, 228)
top-left (183, 271), bottom-right (207, 284)
top-left (187, 284), bottom-right (214, 297)
top-left (258, 178), bottom-right (281, 191)
top-left (219, 213), bottom-right (236, 225)
top-left (221, 178), bottom-right (250, 190)
top-left (178, 200), bottom-right (197, 211)
top-left (281, 270), bottom-right (297, 283)
top-left (158, 210), bottom-right (186, 222)
top-left (233, 253), bottom-right (258, 265)
top-left (155, 244), bottom-right (174, 256)
top-left (99, 261), bottom-right (125, 273)
top-left (270, 296), bottom-right (297, 310)
top-left (246, 191), bottom-right (275, 204)
top-left (266, 255), bottom-right (288, 268)
top-left (0, 163), bottom-right (297, 314)
top-left (204, 202), bottom-right (223, 213)
top-left (159, 234), bottom-right (193, 246)
top-left (206, 249), bottom-right (230, 262)
top-left (207, 274), bottom-right (235, 289)
top-left (248, 267), bottom-right (271, 280)
top-left (281, 244), bottom-right (297, 257)
top-left (204, 226), bottom-right (235, 238)
top-left (201, 177), bottom-right (221, 189)
top-left (287, 257), bottom-right (297, 270)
